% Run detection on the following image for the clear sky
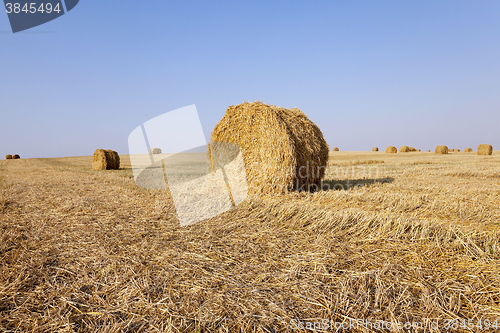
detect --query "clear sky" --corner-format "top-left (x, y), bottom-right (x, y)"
top-left (1, 1), bottom-right (499, 158)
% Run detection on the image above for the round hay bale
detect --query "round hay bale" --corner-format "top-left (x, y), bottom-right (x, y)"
top-left (416, 149), bottom-right (421, 152)
top-left (5, 155), bottom-right (12, 160)
top-left (92, 149), bottom-right (120, 170)
top-left (477, 144), bottom-right (493, 155)
top-left (105, 150), bottom-right (120, 169)
top-left (435, 145), bottom-right (449, 154)
top-left (385, 146), bottom-right (397, 153)
top-left (464, 148), bottom-right (473, 152)
top-left (12, 154), bottom-right (20, 159)
top-left (399, 146), bottom-right (410, 153)
top-left (426, 150), bottom-right (431, 152)
top-left (409, 147), bottom-right (416, 152)
top-left (150, 148), bottom-right (162, 154)
top-left (210, 102), bottom-right (329, 195)
top-left (455, 149), bottom-right (460, 152)
top-left (332, 147), bottom-right (339, 151)
top-left (372, 147), bottom-right (379, 152)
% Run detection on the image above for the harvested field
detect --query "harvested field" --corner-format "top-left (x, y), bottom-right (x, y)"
top-left (1, 151), bottom-right (500, 332)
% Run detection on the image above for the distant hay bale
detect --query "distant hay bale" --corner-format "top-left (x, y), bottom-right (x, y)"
top-left (372, 147), bottom-right (379, 152)
top-left (332, 147), bottom-right (339, 151)
top-left (477, 144), bottom-right (493, 155)
top-left (150, 148), bottom-right (162, 154)
top-left (416, 149), bottom-right (421, 152)
top-left (409, 147), bottom-right (416, 152)
top-left (5, 155), bottom-right (12, 160)
top-left (399, 146), bottom-right (410, 153)
top-left (455, 149), bottom-right (460, 152)
top-left (210, 102), bottom-right (329, 195)
top-left (385, 146), bottom-right (397, 153)
top-left (464, 148), bottom-right (473, 152)
top-left (12, 154), bottom-right (20, 159)
top-left (426, 150), bottom-right (431, 152)
top-left (435, 145), bottom-right (449, 154)
top-left (92, 149), bottom-right (120, 170)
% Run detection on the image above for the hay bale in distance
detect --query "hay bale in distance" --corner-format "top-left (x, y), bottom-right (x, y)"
top-left (435, 145), bottom-right (449, 154)
top-left (150, 148), bottom-right (162, 154)
top-left (92, 149), bottom-right (120, 170)
top-left (12, 154), bottom-right (20, 159)
top-left (416, 149), bottom-right (421, 152)
top-left (426, 150), bottom-right (431, 152)
top-left (332, 147), bottom-right (339, 151)
top-left (5, 155), bottom-right (12, 160)
top-left (464, 148), bottom-right (473, 152)
top-left (399, 146), bottom-right (410, 153)
top-left (210, 102), bottom-right (329, 195)
top-left (477, 144), bottom-right (493, 155)
top-left (409, 147), bottom-right (416, 152)
top-left (385, 146), bottom-right (397, 153)
top-left (455, 149), bottom-right (460, 152)
top-left (372, 147), bottom-right (379, 152)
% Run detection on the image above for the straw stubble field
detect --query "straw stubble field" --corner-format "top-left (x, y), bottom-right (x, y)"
top-left (1, 151), bottom-right (500, 332)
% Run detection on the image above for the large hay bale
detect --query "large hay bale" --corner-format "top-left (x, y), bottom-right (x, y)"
top-left (5, 155), bottom-right (12, 160)
top-left (435, 145), bottom-right (449, 154)
top-left (92, 149), bottom-right (120, 170)
top-left (464, 148), bottom-right (473, 152)
top-left (399, 146), bottom-right (410, 153)
top-left (372, 147), bottom-right (379, 152)
top-left (477, 144), bottom-right (493, 155)
top-left (332, 147), bottom-right (339, 151)
top-left (12, 154), bottom-right (20, 159)
top-left (150, 148), bottom-right (162, 154)
top-left (106, 150), bottom-right (120, 169)
top-left (210, 102), bottom-right (329, 195)
top-left (385, 146), bottom-right (397, 153)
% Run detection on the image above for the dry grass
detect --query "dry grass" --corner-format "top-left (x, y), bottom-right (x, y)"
top-left (1, 152), bottom-right (500, 332)
top-left (210, 102), bottom-right (329, 195)
top-left (478, 144), bottom-right (493, 156)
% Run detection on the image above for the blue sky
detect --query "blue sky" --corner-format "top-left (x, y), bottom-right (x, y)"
top-left (1, 1), bottom-right (499, 158)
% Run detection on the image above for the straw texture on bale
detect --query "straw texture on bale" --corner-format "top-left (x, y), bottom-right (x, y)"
top-left (210, 102), bottom-right (329, 195)
top-left (399, 146), bottom-right (410, 153)
top-left (5, 155), bottom-right (12, 160)
top-left (332, 147), bottom-right (339, 151)
top-left (12, 154), bottom-right (20, 159)
top-left (150, 148), bottom-right (162, 154)
top-left (464, 148), bottom-right (473, 152)
top-left (435, 145), bottom-right (449, 154)
top-left (372, 147), bottom-right (379, 152)
top-left (385, 146), bottom-right (397, 153)
top-left (92, 149), bottom-right (120, 170)
top-left (477, 144), bottom-right (493, 156)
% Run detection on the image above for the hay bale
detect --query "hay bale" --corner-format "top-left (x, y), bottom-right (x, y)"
top-left (210, 102), bottom-right (329, 195)
top-left (477, 144), bottom-right (493, 155)
top-left (332, 147), bottom-right (339, 151)
top-left (464, 148), bottom-right (473, 152)
top-left (416, 149), bottom-right (421, 152)
top-left (455, 149), bottom-right (460, 152)
top-left (150, 148), bottom-right (162, 154)
top-left (5, 155), bottom-right (12, 160)
top-left (409, 147), bottom-right (416, 152)
top-left (12, 154), bottom-right (20, 159)
top-left (399, 146), bottom-right (410, 153)
top-left (92, 149), bottom-right (120, 170)
top-left (372, 147), bottom-right (379, 152)
top-left (435, 145), bottom-right (449, 154)
top-left (385, 146), bottom-right (397, 153)
top-left (426, 150), bottom-right (431, 152)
